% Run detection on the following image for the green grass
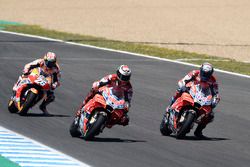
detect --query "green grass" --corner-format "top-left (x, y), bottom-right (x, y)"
top-left (0, 155), bottom-right (20, 167)
top-left (3, 24), bottom-right (250, 75)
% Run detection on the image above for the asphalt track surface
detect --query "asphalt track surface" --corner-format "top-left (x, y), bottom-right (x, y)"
top-left (0, 32), bottom-right (250, 167)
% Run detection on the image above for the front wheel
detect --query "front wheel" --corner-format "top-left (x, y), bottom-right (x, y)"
top-left (83, 112), bottom-right (107, 140)
top-left (176, 111), bottom-right (195, 139)
top-left (19, 91), bottom-right (38, 116)
top-left (160, 118), bottom-right (172, 136)
top-left (69, 117), bottom-right (81, 137)
top-left (8, 99), bottom-right (18, 113)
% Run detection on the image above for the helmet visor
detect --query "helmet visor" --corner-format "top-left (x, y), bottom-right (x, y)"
top-left (119, 74), bottom-right (131, 82)
top-left (200, 70), bottom-right (211, 81)
top-left (45, 60), bottom-right (56, 68)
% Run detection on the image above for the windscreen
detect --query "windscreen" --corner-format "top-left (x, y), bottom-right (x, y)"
top-left (189, 83), bottom-right (212, 106)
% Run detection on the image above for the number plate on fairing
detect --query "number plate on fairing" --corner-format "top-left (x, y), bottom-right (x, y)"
top-left (35, 76), bottom-right (48, 86)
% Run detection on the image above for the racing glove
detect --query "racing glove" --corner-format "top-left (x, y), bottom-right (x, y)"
top-left (211, 99), bottom-right (217, 108)
top-left (22, 68), bottom-right (30, 76)
top-left (177, 85), bottom-right (187, 93)
top-left (51, 82), bottom-right (59, 90)
top-left (211, 96), bottom-right (220, 108)
top-left (125, 101), bottom-right (130, 112)
top-left (92, 81), bottom-right (99, 91)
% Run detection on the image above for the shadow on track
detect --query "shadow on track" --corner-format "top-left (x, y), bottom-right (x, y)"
top-left (169, 135), bottom-right (230, 141)
top-left (23, 113), bottom-right (71, 117)
top-left (86, 137), bottom-right (147, 143)
top-left (183, 136), bottom-right (230, 141)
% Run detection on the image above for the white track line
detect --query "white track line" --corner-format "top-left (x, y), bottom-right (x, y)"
top-left (176, 58), bottom-right (230, 62)
top-left (0, 126), bottom-right (91, 167)
top-left (0, 56), bottom-right (157, 62)
top-left (0, 30), bottom-right (249, 79)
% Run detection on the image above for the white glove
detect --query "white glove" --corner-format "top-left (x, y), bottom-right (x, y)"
top-left (22, 68), bottom-right (29, 75)
top-left (52, 82), bottom-right (58, 90)
top-left (211, 97), bottom-right (219, 108)
top-left (125, 102), bottom-right (130, 111)
top-left (92, 82), bottom-right (99, 91)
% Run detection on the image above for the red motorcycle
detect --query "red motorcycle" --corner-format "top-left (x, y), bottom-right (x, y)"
top-left (8, 67), bottom-right (52, 115)
top-left (70, 86), bottom-right (129, 140)
top-left (160, 82), bottom-right (213, 139)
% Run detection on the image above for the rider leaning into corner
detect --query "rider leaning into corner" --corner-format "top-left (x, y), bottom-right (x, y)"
top-left (166, 62), bottom-right (220, 138)
top-left (19, 51), bottom-right (61, 115)
top-left (76, 65), bottom-right (133, 128)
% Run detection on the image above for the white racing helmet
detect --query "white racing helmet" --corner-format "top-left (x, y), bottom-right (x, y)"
top-left (200, 62), bottom-right (214, 81)
top-left (44, 52), bottom-right (57, 68)
top-left (116, 65), bottom-right (131, 82)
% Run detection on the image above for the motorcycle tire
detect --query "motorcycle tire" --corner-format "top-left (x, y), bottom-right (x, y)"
top-left (176, 112), bottom-right (195, 139)
top-left (8, 99), bottom-right (18, 113)
top-left (160, 116), bottom-right (172, 136)
top-left (19, 91), bottom-right (37, 116)
top-left (69, 118), bottom-right (81, 137)
top-left (84, 112), bottom-right (107, 141)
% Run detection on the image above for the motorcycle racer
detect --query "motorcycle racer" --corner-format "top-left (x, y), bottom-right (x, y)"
top-left (18, 52), bottom-right (61, 115)
top-left (166, 62), bottom-right (220, 138)
top-left (77, 65), bottom-right (133, 127)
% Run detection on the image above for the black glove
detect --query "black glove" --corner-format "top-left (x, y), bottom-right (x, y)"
top-left (178, 86), bottom-right (187, 92)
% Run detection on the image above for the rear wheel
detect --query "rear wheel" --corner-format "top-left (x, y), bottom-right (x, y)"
top-left (176, 112), bottom-right (195, 139)
top-left (19, 91), bottom-right (38, 116)
top-left (84, 112), bottom-right (107, 140)
top-left (8, 99), bottom-right (18, 113)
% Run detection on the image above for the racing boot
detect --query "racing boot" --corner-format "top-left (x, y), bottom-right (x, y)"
top-left (194, 124), bottom-right (208, 139)
top-left (39, 93), bottom-right (54, 115)
top-left (39, 100), bottom-right (50, 115)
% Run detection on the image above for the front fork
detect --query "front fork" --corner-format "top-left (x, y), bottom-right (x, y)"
top-left (168, 107), bottom-right (184, 134)
top-left (78, 112), bottom-right (86, 135)
top-left (78, 111), bottom-right (92, 135)
top-left (161, 106), bottom-right (173, 131)
top-left (162, 107), bottom-right (170, 125)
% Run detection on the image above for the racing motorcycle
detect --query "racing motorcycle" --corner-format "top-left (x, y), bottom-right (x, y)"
top-left (70, 86), bottom-right (129, 140)
top-left (160, 82), bottom-right (213, 139)
top-left (8, 67), bottom-right (52, 115)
